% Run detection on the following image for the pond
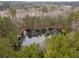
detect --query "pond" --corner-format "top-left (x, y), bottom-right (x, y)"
top-left (21, 28), bottom-right (61, 47)
top-left (22, 35), bottom-right (46, 47)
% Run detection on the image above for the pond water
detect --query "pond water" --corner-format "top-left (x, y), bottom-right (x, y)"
top-left (22, 28), bottom-right (60, 47)
top-left (22, 35), bottom-right (46, 47)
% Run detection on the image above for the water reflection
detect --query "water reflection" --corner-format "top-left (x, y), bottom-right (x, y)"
top-left (22, 35), bottom-right (45, 46)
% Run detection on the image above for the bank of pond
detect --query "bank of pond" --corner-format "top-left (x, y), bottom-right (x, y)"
top-left (13, 28), bottom-right (62, 51)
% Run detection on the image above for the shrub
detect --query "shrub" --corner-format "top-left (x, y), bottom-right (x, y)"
top-left (44, 31), bottom-right (79, 58)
